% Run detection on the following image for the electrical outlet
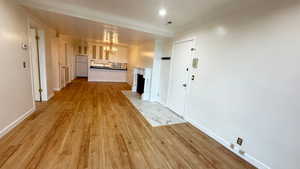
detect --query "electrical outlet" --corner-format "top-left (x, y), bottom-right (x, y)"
top-left (239, 150), bottom-right (246, 155)
top-left (237, 137), bottom-right (243, 146)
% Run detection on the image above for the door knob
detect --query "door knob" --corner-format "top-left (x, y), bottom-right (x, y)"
top-left (183, 84), bottom-right (187, 87)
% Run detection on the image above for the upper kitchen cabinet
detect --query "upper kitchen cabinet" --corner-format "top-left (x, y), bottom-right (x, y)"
top-left (77, 45), bottom-right (88, 55)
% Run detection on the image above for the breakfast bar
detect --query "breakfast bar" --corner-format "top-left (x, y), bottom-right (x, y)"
top-left (88, 61), bottom-right (128, 82)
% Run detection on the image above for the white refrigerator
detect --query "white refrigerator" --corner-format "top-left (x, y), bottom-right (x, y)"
top-left (76, 55), bottom-right (88, 77)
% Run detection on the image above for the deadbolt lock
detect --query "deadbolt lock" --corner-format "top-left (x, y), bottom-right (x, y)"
top-left (191, 75), bottom-right (195, 81)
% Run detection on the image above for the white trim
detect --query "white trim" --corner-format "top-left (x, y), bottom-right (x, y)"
top-left (88, 79), bottom-right (127, 82)
top-left (173, 37), bottom-right (197, 45)
top-left (185, 117), bottom-right (271, 169)
top-left (131, 67), bottom-right (152, 101)
top-left (47, 92), bottom-right (55, 101)
top-left (127, 82), bottom-right (133, 87)
top-left (18, 0), bottom-right (174, 37)
top-left (53, 88), bottom-right (61, 91)
top-left (150, 40), bottom-right (163, 102)
top-left (0, 107), bottom-right (36, 138)
top-left (37, 30), bottom-right (49, 101)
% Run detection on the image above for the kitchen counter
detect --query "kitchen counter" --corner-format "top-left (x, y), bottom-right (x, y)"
top-left (88, 67), bottom-right (127, 82)
top-left (90, 66), bottom-right (127, 71)
top-left (88, 61), bottom-right (128, 82)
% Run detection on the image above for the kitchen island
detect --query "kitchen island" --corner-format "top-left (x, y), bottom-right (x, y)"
top-left (88, 62), bottom-right (128, 82)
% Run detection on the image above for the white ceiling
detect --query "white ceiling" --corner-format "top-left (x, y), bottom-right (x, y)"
top-left (19, 0), bottom-right (242, 35)
top-left (26, 7), bottom-right (158, 44)
top-left (37, 0), bottom-right (234, 30)
top-left (19, 0), bottom-right (292, 44)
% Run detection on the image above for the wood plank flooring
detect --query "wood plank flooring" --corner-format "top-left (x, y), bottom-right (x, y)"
top-left (0, 78), bottom-right (256, 169)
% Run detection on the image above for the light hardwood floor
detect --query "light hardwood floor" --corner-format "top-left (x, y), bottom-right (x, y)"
top-left (0, 78), bottom-right (255, 169)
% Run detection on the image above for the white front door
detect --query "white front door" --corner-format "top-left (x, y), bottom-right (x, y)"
top-left (168, 39), bottom-right (195, 117)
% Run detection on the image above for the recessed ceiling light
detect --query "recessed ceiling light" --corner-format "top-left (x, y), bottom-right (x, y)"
top-left (159, 8), bottom-right (167, 17)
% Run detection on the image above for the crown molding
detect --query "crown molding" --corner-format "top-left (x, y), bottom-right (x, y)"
top-left (18, 0), bottom-right (175, 38)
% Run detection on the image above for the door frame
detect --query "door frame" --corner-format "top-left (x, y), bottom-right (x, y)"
top-left (28, 27), bottom-right (48, 102)
top-left (167, 37), bottom-right (196, 118)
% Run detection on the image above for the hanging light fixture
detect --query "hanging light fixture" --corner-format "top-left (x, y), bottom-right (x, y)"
top-left (103, 30), bottom-right (119, 54)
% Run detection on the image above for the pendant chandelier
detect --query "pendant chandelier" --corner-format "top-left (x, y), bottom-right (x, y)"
top-left (103, 30), bottom-right (118, 54)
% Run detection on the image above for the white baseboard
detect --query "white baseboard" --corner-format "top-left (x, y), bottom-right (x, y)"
top-left (159, 100), bottom-right (168, 107)
top-left (127, 82), bottom-right (132, 87)
top-left (47, 92), bottom-right (55, 101)
top-left (88, 79), bottom-right (127, 82)
top-left (185, 117), bottom-right (270, 169)
top-left (0, 107), bottom-right (35, 138)
top-left (53, 88), bottom-right (61, 91)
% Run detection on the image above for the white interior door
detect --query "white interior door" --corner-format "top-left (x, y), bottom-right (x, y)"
top-left (59, 42), bottom-right (71, 88)
top-left (29, 29), bottom-right (41, 101)
top-left (167, 39), bottom-right (195, 117)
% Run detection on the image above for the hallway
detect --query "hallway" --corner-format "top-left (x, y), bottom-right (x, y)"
top-left (0, 79), bottom-right (254, 169)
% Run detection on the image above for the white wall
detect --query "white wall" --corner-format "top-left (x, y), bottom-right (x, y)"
top-left (127, 40), bottom-right (154, 85)
top-left (0, 0), bottom-right (34, 135)
top-left (127, 45), bottom-right (139, 85)
top-left (0, 0), bottom-right (65, 136)
top-left (173, 1), bottom-right (300, 169)
top-left (128, 41), bottom-right (154, 68)
top-left (110, 46), bottom-right (128, 63)
top-left (159, 40), bottom-right (172, 105)
top-left (137, 41), bottom-right (155, 68)
top-left (67, 42), bottom-right (75, 81)
top-left (50, 37), bottom-right (60, 90)
top-left (150, 40), bottom-right (163, 102)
